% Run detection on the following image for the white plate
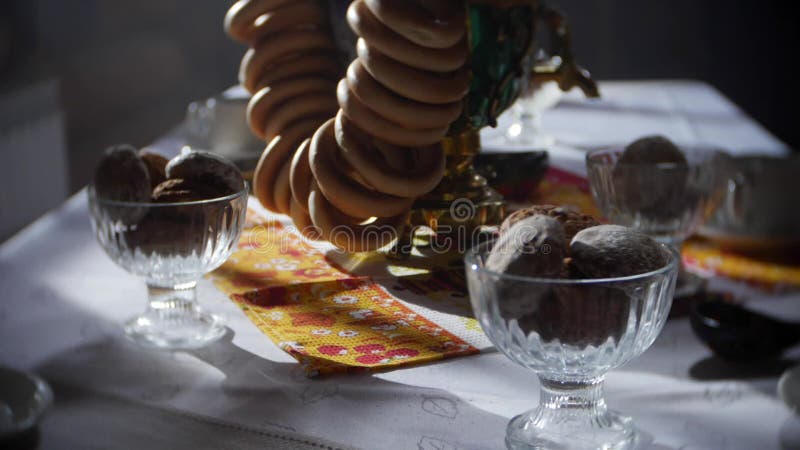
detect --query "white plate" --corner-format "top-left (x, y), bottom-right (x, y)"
top-left (779, 365), bottom-right (800, 414)
top-left (0, 367), bottom-right (53, 437)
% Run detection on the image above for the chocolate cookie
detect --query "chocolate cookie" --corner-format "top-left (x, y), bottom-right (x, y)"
top-left (613, 135), bottom-right (690, 219)
top-left (166, 150), bottom-right (245, 194)
top-left (488, 215), bottom-right (568, 321)
top-left (93, 145), bottom-right (151, 203)
top-left (129, 209), bottom-right (205, 257)
top-left (488, 215), bottom-right (567, 277)
top-left (501, 204), bottom-right (599, 241)
top-left (570, 225), bottom-right (668, 278)
top-left (618, 135), bottom-right (686, 165)
top-left (151, 178), bottom-right (229, 203)
top-left (139, 150), bottom-right (169, 189)
top-left (537, 284), bottom-right (630, 347)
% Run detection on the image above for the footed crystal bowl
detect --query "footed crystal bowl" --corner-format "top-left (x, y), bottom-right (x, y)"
top-left (585, 147), bottom-right (726, 244)
top-left (88, 184), bottom-right (248, 349)
top-left (586, 147), bottom-right (726, 296)
top-left (466, 240), bottom-right (678, 450)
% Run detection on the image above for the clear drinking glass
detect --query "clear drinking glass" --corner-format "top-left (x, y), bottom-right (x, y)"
top-left (503, 52), bottom-right (565, 149)
top-left (466, 240), bottom-right (678, 450)
top-left (504, 79), bottom-right (563, 149)
top-left (88, 184), bottom-right (248, 349)
top-left (585, 147), bottom-right (726, 296)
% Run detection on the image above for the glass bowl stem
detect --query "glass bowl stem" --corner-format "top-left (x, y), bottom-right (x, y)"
top-left (507, 377), bottom-right (639, 450)
top-left (124, 281), bottom-right (225, 349)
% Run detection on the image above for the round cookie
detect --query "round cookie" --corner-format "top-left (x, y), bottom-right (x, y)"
top-left (166, 150), bottom-right (245, 194)
top-left (139, 150), bottom-right (169, 189)
top-left (570, 224), bottom-right (668, 278)
top-left (614, 135), bottom-right (690, 218)
top-left (618, 135), bottom-right (686, 165)
top-left (501, 204), bottom-right (599, 241)
top-left (487, 215), bottom-right (567, 278)
top-left (151, 178), bottom-right (228, 203)
top-left (93, 144), bottom-right (151, 203)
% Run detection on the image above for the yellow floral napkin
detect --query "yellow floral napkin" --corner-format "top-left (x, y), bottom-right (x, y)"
top-left (209, 206), bottom-right (487, 376)
top-left (683, 240), bottom-right (800, 291)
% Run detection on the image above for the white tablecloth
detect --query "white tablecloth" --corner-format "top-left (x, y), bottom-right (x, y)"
top-left (1, 80), bottom-right (797, 450)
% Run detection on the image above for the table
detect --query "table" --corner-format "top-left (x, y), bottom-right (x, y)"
top-left (1, 80), bottom-right (797, 449)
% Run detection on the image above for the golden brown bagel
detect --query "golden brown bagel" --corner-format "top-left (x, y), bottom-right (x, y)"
top-left (226, 0), bottom-right (471, 251)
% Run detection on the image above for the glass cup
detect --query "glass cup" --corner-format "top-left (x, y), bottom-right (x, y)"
top-left (504, 78), bottom-right (563, 149)
top-left (88, 184), bottom-right (248, 349)
top-left (466, 240), bottom-right (678, 450)
top-left (585, 147), bottom-right (727, 296)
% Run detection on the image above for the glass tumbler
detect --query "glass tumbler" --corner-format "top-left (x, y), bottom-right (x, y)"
top-left (88, 184), bottom-right (248, 349)
top-left (504, 78), bottom-right (564, 149)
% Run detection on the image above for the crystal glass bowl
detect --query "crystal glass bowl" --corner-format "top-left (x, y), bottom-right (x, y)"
top-left (466, 240), bottom-right (678, 450)
top-left (586, 147), bottom-right (726, 296)
top-left (88, 184), bottom-right (248, 349)
top-left (586, 147), bottom-right (726, 243)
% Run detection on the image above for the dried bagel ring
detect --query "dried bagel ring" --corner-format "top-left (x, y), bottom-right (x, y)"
top-left (224, 0), bottom-right (294, 42)
top-left (247, 77), bottom-right (336, 139)
top-left (308, 181), bottom-right (407, 253)
top-left (252, 53), bottom-right (341, 89)
top-left (273, 159), bottom-right (293, 214)
top-left (233, 0), bottom-right (327, 42)
top-left (240, 30), bottom-right (336, 92)
top-left (356, 39), bottom-right (469, 104)
top-left (347, 0), bottom-right (467, 72)
top-left (335, 111), bottom-right (445, 198)
top-left (253, 119), bottom-right (322, 211)
top-left (262, 93), bottom-right (338, 143)
top-left (309, 119), bottom-right (413, 218)
top-left (363, 0), bottom-right (466, 49)
top-left (289, 197), bottom-right (321, 240)
top-left (345, 60), bottom-right (462, 131)
top-left (337, 79), bottom-right (447, 147)
top-left (289, 138), bottom-right (313, 213)
top-left (225, 0), bottom-right (472, 252)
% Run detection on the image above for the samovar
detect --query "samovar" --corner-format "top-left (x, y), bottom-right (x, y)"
top-left (385, 1), bottom-right (599, 257)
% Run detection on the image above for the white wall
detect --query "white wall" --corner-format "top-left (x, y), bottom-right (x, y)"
top-left (0, 79), bottom-right (68, 241)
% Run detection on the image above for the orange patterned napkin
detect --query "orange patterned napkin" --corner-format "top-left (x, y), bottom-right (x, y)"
top-left (683, 240), bottom-right (800, 291)
top-left (209, 206), bottom-right (487, 377)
